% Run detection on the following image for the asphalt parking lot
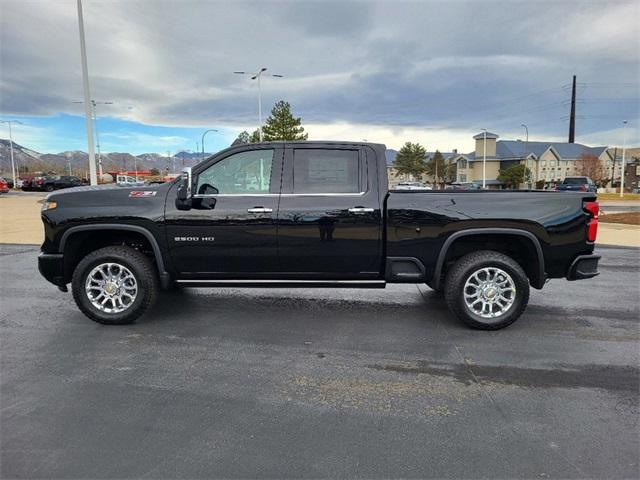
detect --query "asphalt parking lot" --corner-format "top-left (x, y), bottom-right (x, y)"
top-left (1, 245), bottom-right (638, 479)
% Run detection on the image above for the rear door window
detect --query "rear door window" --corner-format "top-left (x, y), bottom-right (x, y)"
top-left (292, 149), bottom-right (360, 194)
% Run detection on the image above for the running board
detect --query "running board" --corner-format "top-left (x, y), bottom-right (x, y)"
top-left (175, 279), bottom-right (387, 289)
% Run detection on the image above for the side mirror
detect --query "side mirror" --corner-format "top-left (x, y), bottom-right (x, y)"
top-left (176, 167), bottom-right (193, 210)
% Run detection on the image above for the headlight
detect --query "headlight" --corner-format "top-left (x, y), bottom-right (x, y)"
top-left (42, 200), bottom-right (57, 211)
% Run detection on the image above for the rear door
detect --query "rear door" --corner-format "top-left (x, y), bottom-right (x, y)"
top-left (276, 144), bottom-right (383, 278)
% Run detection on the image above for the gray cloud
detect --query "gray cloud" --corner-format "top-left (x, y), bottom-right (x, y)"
top-left (1, 0), bottom-right (638, 141)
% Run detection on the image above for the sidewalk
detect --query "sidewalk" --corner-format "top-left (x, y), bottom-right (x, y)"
top-left (0, 192), bottom-right (45, 245)
top-left (597, 223), bottom-right (640, 248)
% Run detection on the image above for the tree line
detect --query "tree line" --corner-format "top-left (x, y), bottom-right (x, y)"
top-left (393, 142), bottom-right (456, 187)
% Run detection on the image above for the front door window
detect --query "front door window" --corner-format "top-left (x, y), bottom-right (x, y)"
top-left (196, 149), bottom-right (274, 195)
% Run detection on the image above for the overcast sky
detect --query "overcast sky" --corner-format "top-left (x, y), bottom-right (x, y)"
top-left (1, 0), bottom-right (639, 154)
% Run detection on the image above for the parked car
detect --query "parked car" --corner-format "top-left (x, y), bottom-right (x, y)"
top-left (39, 141), bottom-right (600, 330)
top-left (555, 176), bottom-right (597, 193)
top-left (447, 182), bottom-right (482, 190)
top-left (0, 177), bottom-right (9, 194)
top-left (395, 181), bottom-right (431, 190)
top-left (31, 175), bottom-right (85, 192)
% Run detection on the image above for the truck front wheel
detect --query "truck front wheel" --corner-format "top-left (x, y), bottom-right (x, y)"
top-left (71, 245), bottom-right (158, 325)
top-left (444, 250), bottom-right (529, 330)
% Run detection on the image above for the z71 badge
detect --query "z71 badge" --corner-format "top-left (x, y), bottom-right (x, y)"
top-left (129, 191), bottom-right (157, 197)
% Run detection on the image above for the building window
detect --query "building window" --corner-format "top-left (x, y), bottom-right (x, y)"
top-left (458, 159), bottom-right (467, 169)
top-left (459, 174), bottom-right (467, 182)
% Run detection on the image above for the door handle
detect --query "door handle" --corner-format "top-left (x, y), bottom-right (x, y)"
top-left (348, 207), bottom-right (374, 214)
top-left (247, 207), bottom-right (273, 213)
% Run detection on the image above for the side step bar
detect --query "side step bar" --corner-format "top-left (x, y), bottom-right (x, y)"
top-left (175, 279), bottom-right (387, 289)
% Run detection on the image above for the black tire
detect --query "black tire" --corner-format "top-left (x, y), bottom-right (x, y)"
top-left (444, 250), bottom-right (529, 330)
top-left (72, 245), bottom-right (158, 325)
top-left (45, 184), bottom-right (54, 192)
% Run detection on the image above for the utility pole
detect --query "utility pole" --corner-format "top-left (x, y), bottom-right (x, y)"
top-left (434, 156), bottom-right (438, 190)
top-left (76, 0), bottom-right (97, 185)
top-left (482, 128), bottom-right (487, 189)
top-left (234, 68), bottom-right (283, 141)
top-left (521, 124), bottom-right (529, 188)
top-left (568, 75), bottom-right (576, 143)
top-left (620, 121), bottom-right (628, 198)
top-left (611, 147), bottom-right (617, 188)
top-left (0, 119), bottom-right (23, 189)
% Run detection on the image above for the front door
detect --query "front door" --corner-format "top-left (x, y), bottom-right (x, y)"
top-left (165, 146), bottom-right (283, 278)
top-left (276, 145), bottom-right (383, 278)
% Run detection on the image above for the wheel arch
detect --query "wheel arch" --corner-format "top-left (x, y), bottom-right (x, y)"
top-left (431, 228), bottom-right (545, 290)
top-left (59, 224), bottom-right (170, 286)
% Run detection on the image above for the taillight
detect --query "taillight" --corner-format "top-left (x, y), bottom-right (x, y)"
top-left (579, 184), bottom-right (587, 191)
top-left (36, 178), bottom-right (43, 184)
top-left (583, 201), bottom-right (599, 242)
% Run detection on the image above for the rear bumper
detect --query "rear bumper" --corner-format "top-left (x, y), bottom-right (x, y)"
top-left (567, 254), bottom-right (600, 281)
top-left (38, 252), bottom-right (65, 287)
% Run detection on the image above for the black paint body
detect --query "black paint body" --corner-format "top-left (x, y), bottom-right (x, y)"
top-left (39, 141), bottom-right (597, 289)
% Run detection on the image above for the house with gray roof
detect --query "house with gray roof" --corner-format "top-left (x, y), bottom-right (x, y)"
top-left (456, 132), bottom-right (616, 188)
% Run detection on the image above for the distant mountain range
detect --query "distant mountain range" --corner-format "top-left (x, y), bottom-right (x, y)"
top-left (0, 139), bottom-right (214, 176)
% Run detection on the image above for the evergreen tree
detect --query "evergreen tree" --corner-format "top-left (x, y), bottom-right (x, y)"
top-left (232, 129), bottom-right (262, 145)
top-left (249, 129), bottom-right (261, 143)
top-left (233, 131), bottom-right (251, 144)
top-left (261, 100), bottom-right (308, 141)
top-left (393, 142), bottom-right (428, 178)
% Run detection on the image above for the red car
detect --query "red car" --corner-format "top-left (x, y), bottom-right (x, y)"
top-left (0, 177), bottom-right (9, 194)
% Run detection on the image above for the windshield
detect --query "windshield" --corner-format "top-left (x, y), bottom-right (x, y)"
top-left (563, 177), bottom-right (588, 185)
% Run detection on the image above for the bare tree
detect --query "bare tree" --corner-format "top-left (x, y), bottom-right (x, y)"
top-left (575, 152), bottom-right (604, 185)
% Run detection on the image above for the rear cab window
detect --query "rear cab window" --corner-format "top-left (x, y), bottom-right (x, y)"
top-left (292, 149), bottom-right (361, 194)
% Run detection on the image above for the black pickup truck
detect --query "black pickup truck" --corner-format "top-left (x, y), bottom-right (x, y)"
top-left (38, 141), bottom-right (600, 329)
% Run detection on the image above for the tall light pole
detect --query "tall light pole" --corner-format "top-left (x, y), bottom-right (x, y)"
top-left (521, 123), bottom-right (529, 188)
top-left (76, 0), bottom-right (97, 185)
top-left (234, 68), bottom-right (283, 142)
top-left (201, 129), bottom-right (218, 161)
top-left (481, 128), bottom-right (487, 189)
top-left (73, 100), bottom-right (112, 178)
top-left (620, 120), bottom-right (628, 198)
top-left (0, 119), bottom-right (23, 188)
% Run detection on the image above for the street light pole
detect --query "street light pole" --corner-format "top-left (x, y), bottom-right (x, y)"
top-left (482, 128), bottom-right (487, 189)
top-left (201, 129), bottom-right (218, 161)
top-left (521, 123), bottom-right (529, 188)
top-left (75, 100), bottom-right (113, 179)
top-left (0, 119), bottom-right (23, 189)
top-left (76, 0), bottom-right (97, 186)
top-left (234, 68), bottom-right (283, 142)
top-left (620, 120), bottom-right (628, 198)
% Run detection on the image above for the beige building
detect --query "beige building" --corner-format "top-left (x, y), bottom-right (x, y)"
top-left (456, 132), bottom-right (616, 189)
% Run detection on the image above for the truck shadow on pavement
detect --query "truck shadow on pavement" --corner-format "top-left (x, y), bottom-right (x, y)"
top-left (142, 286), bottom-right (461, 328)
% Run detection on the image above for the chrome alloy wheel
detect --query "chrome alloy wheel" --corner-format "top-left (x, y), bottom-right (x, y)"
top-left (463, 267), bottom-right (516, 319)
top-left (85, 262), bottom-right (138, 313)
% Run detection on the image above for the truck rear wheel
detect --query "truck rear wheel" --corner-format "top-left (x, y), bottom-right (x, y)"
top-left (444, 250), bottom-right (529, 330)
top-left (71, 245), bottom-right (158, 325)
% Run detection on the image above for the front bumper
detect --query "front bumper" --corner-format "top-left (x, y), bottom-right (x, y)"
top-left (38, 252), bottom-right (66, 288)
top-left (567, 254), bottom-right (600, 281)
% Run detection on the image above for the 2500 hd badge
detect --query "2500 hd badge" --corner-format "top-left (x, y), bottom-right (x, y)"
top-left (174, 236), bottom-right (215, 242)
